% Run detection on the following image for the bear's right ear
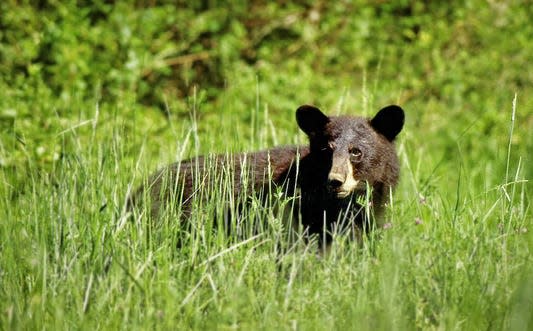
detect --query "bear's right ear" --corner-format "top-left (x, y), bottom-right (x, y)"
top-left (296, 105), bottom-right (330, 137)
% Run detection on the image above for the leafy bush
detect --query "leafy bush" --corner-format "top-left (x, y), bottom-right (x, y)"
top-left (3, 1), bottom-right (531, 109)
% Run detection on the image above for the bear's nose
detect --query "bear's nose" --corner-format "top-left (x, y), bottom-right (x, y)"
top-left (327, 173), bottom-right (344, 189)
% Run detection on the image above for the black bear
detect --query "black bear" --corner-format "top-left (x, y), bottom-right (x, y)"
top-left (128, 105), bottom-right (404, 244)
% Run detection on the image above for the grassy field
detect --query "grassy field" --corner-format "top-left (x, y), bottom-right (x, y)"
top-left (1, 2), bottom-right (533, 330)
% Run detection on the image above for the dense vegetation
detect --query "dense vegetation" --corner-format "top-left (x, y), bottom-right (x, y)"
top-left (1, 1), bottom-right (532, 330)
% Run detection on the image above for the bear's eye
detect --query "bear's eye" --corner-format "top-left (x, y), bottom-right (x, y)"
top-left (320, 142), bottom-right (335, 152)
top-left (349, 147), bottom-right (363, 162)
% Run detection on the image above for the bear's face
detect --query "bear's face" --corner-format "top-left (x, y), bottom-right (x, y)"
top-left (296, 105), bottom-right (404, 199)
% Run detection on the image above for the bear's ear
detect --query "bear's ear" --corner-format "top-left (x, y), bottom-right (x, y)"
top-left (296, 105), bottom-right (330, 137)
top-left (370, 105), bottom-right (404, 141)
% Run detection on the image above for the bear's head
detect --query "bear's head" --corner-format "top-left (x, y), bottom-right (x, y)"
top-left (296, 105), bottom-right (404, 199)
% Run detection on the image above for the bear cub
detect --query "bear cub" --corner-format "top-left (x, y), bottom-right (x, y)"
top-left (128, 105), bottom-right (404, 244)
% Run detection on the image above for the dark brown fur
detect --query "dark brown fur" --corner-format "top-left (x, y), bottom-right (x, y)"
top-left (128, 105), bottom-right (404, 243)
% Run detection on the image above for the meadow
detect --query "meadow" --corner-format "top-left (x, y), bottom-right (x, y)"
top-left (1, 2), bottom-right (532, 330)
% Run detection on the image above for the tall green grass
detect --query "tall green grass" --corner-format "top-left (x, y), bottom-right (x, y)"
top-left (1, 93), bottom-right (531, 330)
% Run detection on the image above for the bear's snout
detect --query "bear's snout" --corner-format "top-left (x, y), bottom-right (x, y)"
top-left (327, 173), bottom-right (345, 190)
top-left (327, 160), bottom-right (359, 199)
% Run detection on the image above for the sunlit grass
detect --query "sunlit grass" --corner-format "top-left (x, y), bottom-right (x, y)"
top-left (1, 91), bottom-right (531, 330)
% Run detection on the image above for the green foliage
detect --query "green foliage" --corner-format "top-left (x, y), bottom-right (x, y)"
top-left (1, 1), bottom-right (532, 330)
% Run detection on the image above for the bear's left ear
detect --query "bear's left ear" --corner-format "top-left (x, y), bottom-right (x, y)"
top-left (296, 105), bottom-right (330, 137)
top-left (370, 105), bottom-right (404, 141)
